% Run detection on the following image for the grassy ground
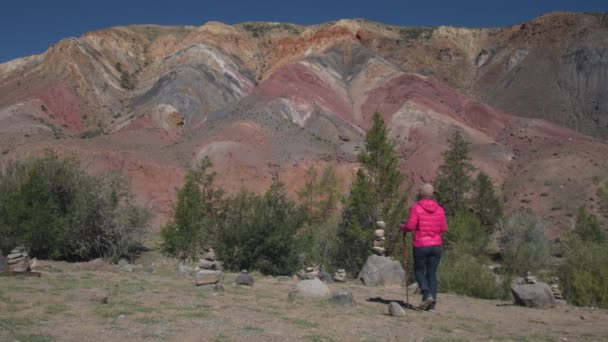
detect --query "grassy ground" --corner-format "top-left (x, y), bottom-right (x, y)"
top-left (1, 254), bottom-right (607, 341)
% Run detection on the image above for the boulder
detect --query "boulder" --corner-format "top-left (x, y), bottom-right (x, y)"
top-left (358, 255), bottom-right (405, 286)
top-left (0, 255), bottom-right (9, 273)
top-left (234, 273), bottom-right (255, 286)
top-left (317, 270), bottom-right (334, 284)
top-left (330, 288), bottom-right (355, 306)
top-left (288, 278), bottom-right (330, 300)
top-left (195, 270), bottom-right (224, 286)
top-left (388, 302), bottom-right (405, 317)
top-left (511, 282), bottom-right (556, 308)
top-left (10, 259), bottom-right (30, 272)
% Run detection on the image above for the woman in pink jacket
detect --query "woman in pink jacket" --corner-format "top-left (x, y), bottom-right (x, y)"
top-left (400, 183), bottom-right (447, 311)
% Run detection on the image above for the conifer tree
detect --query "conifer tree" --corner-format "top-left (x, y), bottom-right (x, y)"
top-left (337, 112), bottom-right (408, 273)
top-left (436, 130), bottom-right (476, 215)
top-left (471, 171), bottom-right (503, 230)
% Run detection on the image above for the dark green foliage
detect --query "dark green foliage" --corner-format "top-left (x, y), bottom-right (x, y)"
top-left (161, 157), bottom-right (223, 261)
top-left (297, 166), bottom-right (341, 266)
top-left (497, 212), bottom-right (550, 275)
top-left (557, 209), bottom-right (608, 308)
top-left (443, 210), bottom-right (487, 256)
top-left (471, 172), bottom-right (502, 229)
top-left (0, 153), bottom-right (148, 261)
top-left (438, 253), bottom-right (507, 300)
top-left (436, 131), bottom-right (476, 216)
top-left (574, 208), bottom-right (606, 243)
top-left (337, 112), bottom-right (408, 273)
top-left (559, 239), bottom-right (608, 308)
top-left (218, 182), bottom-right (303, 275)
top-left (597, 181), bottom-right (608, 217)
top-left (120, 72), bottom-right (136, 90)
top-left (79, 129), bottom-right (104, 139)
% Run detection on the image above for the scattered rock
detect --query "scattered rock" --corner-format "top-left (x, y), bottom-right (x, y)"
top-left (177, 264), bottom-right (195, 277)
top-left (388, 302), bottom-right (405, 317)
top-left (330, 289), bottom-right (355, 306)
top-left (358, 255), bottom-right (405, 286)
top-left (89, 289), bottom-right (109, 304)
top-left (234, 272), bottom-right (255, 286)
top-left (288, 278), bottom-right (330, 300)
top-left (317, 270), bottom-right (334, 284)
top-left (196, 270), bottom-right (224, 286)
top-left (511, 282), bottom-right (556, 308)
top-left (30, 258), bottom-right (50, 271)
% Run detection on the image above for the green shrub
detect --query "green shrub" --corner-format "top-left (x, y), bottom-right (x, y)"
top-left (497, 212), bottom-right (550, 275)
top-left (559, 239), bottom-right (608, 308)
top-left (438, 252), bottom-right (506, 299)
top-left (573, 208), bottom-right (606, 243)
top-left (161, 157), bottom-right (223, 261)
top-left (0, 153), bottom-right (148, 261)
top-left (443, 210), bottom-right (488, 256)
top-left (597, 181), bottom-right (608, 217)
top-left (218, 182), bottom-right (304, 276)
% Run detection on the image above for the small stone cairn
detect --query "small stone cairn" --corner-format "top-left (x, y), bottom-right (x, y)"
top-left (550, 277), bottom-right (565, 302)
top-left (524, 271), bottom-right (537, 284)
top-left (7, 246), bottom-right (31, 272)
top-left (334, 269), bottom-right (347, 282)
top-left (195, 248), bottom-right (224, 290)
top-left (372, 221), bottom-right (386, 256)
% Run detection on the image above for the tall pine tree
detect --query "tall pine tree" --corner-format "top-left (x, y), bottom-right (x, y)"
top-left (337, 112), bottom-right (408, 273)
top-left (436, 130), bottom-right (476, 216)
top-left (471, 171), bottom-right (503, 230)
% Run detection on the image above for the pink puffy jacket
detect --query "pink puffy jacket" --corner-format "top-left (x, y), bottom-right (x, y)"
top-left (400, 199), bottom-right (447, 248)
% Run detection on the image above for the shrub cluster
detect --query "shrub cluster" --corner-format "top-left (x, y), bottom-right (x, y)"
top-left (0, 153), bottom-right (149, 261)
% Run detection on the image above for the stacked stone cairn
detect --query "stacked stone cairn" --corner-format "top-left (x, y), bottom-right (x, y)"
top-left (550, 277), bottom-right (565, 303)
top-left (334, 269), bottom-right (347, 282)
top-left (524, 271), bottom-right (537, 284)
top-left (195, 248), bottom-right (224, 290)
top-left (372, 221), bottom-right (386, 256)
top-left (7, 247), bottom-right (31, 272)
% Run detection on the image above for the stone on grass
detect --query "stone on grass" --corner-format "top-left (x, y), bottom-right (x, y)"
top-left (318, 270), bottom-right (334, 284)
top-left (234, 272), bottom-right (255, 286)
top-left (330, 288), bottom-right (355, 306)
top-left (358, 255), bottom-right (405, 286)
top-left (89, 289), bottom-right (109, 304)
top-left (388, 302), bottom-right (405, 317)
top-left (288, 278), bottom-right (330, 300)
top-left (511, 282), bottom-right (556, 308)
top-left (196, 270), bottom-right (224, 286)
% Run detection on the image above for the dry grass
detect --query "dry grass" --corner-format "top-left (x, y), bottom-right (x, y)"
top-left (1, 254), bottom-right (608, 341)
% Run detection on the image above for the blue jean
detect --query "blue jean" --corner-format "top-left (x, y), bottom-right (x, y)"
top-left (413, 245), bottom-right (442, 303)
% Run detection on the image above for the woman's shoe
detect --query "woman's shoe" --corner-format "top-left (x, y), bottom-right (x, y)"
top-left (417, 297), bottom-right (434, 310)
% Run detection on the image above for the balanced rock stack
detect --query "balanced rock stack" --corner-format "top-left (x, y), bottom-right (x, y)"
top-left (195, 248), bottom-right (224, 290)
top-left (550, 277), bottom-right (565, 303)
top-left (7, 247), bottom-right (31, 273)
top-left (372, 221), bottom-right (386, 256)
top-left (334, 269), bottom-right (347, 282)
top-left (302, 266), bottom-right (318, 280)
top-left (524, 272), bottom-right (537, 284)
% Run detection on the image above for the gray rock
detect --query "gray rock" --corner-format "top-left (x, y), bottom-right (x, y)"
top-left (511, 282), bottom-right (556, 308)
top-left (8, 256), bottom-right (26, 265)
top-left (10, 259), bottom-right (30, 272)
top-left (195, 270), bottom-right (224, 286)
top-left (318, 270), bottom-right (334, 284)
top-left (289, 278), bottom-right (330, 300)
top-left (7, 252), bottom-right (25, 260)
top-left (199, 259), bottom-right (221, 270)
top-left (177, 264), bottom-right (195, 277)
top-left (234, 273), bottom-right (254, 286)
top-left (0, 255), bottom-right (9, 273)
top-left (357, 255), bottom-right (405, 287)
top-left (388, 302), bottom-right (405, 316)
top-left (89, 289), bottom-right (109, 304)
top-left (330, 289), bottom-right (355, 306)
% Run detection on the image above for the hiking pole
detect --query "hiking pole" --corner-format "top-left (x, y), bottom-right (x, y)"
top-left (402, 231), bottom-right (409, 306)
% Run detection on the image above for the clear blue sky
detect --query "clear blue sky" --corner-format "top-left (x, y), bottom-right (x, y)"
top-left (1, 0), bottom-right (607, 63)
